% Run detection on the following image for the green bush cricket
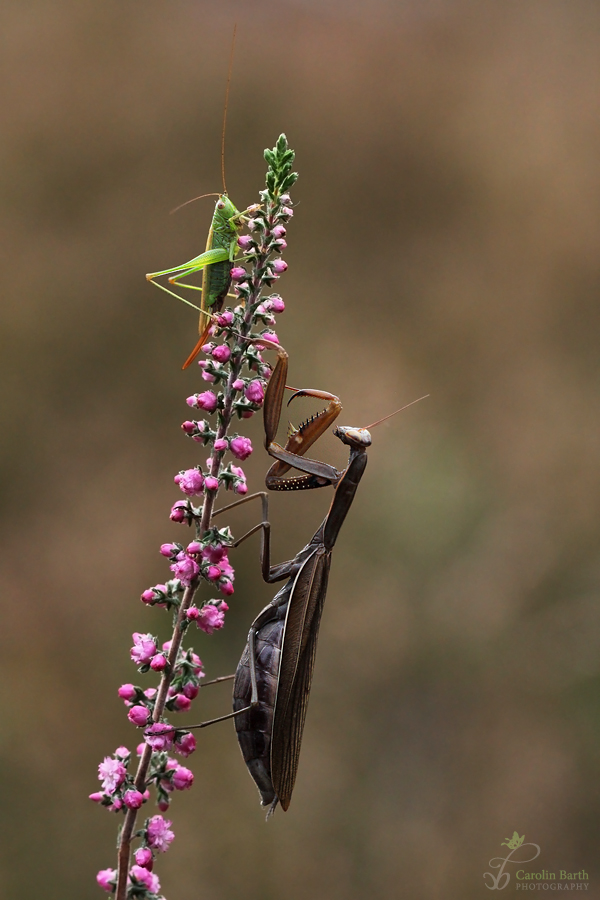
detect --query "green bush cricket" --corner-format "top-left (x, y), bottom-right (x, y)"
top-left (145, 25), bottom-right (258, 369)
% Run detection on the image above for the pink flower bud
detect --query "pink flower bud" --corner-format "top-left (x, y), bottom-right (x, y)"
top-left (131, 633), bottom-right (157, 665)
top-left (261, 330), bottom-right (279, 344)
top-left (158, 798), bottom-right (170, 812)
top-left (241, 409), bottom-right (254, 419)
top-left (281, 206), bottom-right (293, 217)
top-left (144, 688), bottom-right (157, 700)
top-left (232, 378), bottom-right (244, 391)
top-left (270, 295), bottom-right (285, 313)
top-left (206, 565), bottom-right (221, 582)
top-left (118, 684), bottom-right (137, 701)
top-left (219, 578), bottom-right (235, 597)
top-left (202, 543), bottom-right (226, 563)
top-left (211, 343), bottom-right (230, 363)
top-left (123, 789), bottom-right (144, 809)
top-left (234, 480), bottom-right (248, 495)
top-left (96, 869), bottom-right (117, 892)
top-left (231, 464), bottom-right (246, 480)
top-left (187, 390), bottom-right (218, 412)
top-left (181, 420), bottom-right (196, 434)
top-left (134, 848), bottom-right (153, 869)
top-left (130, 866), bottom-right (161, 894)
top-left (274, 238), bottom-right (287, 250)
top-left (213, 438), bottom-right (228, 451)
top-left (204, 475), bottom-right (219, 492)
top-left (160, 543), bottom-right (178, 558)
top-left (186, 541), bottom-right (202, 554)
top-left (245, 380), bottom-right (265, 403)
top-left (128, 705), bottom-right (150, 727)
top-left (272, 225), bottom-right (286, 238)
top-left (185, 605), bottom-right (200, 622)
top-left (169, 501), bottom-right (189, 524)
top-left (150, 654), bottom-right (167, 672)
top-left (231, 266), bottom-right (247, 280)
top-left (216, 310), bottom-right (234, 326)
top-left (173, 694), bottom-right (191, 712)
top-left (89, 791), bottom-right (105, 803)
top-left (172, 765), bottom-right (194, 790)
top-left (174, 732), bottom-right (196, 757)
top-left (230, 435), bottom-right (253, 460)
top-left (182, 682), bottom-right (199, 699)
top-left (140, 589), bottom-right (155, 604)
top-left (174, 468), bottom-right (204, 496)
top-left (237, 234), bottom-right (253, 250)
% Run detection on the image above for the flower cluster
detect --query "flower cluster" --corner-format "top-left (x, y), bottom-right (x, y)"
top-left (92, 135), bottom-right (297, 899)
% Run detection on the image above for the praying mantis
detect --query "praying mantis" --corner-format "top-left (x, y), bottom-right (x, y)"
top-left (206, 340), bottom-right (427, 813)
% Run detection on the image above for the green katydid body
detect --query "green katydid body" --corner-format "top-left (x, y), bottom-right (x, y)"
top-left (146, 194), bottom-right (249, 368)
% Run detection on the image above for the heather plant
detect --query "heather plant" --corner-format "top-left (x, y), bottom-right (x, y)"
top-left (91, 136), bottom-right (297, 900)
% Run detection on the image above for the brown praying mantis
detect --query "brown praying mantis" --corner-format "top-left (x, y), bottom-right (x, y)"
top-left (183, 338), bottom-right (427, 814)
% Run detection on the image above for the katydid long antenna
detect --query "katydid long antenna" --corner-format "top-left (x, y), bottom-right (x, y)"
top-left (221, 23), bottom-right (237, 196)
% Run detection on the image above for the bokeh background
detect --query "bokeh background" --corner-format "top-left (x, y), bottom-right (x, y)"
top-left (1, 0), bottom-right (599, 897)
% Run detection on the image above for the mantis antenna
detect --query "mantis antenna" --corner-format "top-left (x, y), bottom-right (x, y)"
top-left (365, 394), bottom-right (430, 430)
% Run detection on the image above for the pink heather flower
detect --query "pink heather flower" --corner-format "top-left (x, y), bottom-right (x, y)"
top-left (172, 694), bottom-right (191, 712)
top-left (204, 475), bottom-right (219, 492)
top-left (232, 378), bottom-right (244, 391)
top-left (182, 682), bottom-right (199, 699)
top-left (197, 604), bottom-right (226, 634)
top-left (273, 259), bottom-right (288, 274)
top-left (261, 330), bottom-right (279, 344)
top-left (89, 792), bottom-right (105, 803)
top-left (96, 869), bottom-right (117, 893)
top-left (172, 765), bottom-right (194, 790)
top-left (234, 480), bottom-right (248, 495)
top-left (230, 435), bottom-right (252, 460)
top-left (174, 732), bottom-right (196, 757)
top-left (181, 420), bottom-right (196, 434)
top-left (170, 501), bottom-right (189, 523)
top-left (231, 464), bottom-right (246, 480)
top-left (187, 390), bottom-right (218, 412)
top-left (245, 380), bottom-right (264, 403)
top-left (115, 746), bottom-right (130, 759)
top-left (128, 705), bottom-right (150, 727)
top-left (186, 540), bottom-right (202, 554)
top-left (206, 565), bottom-right (221, 582)
top-left (131, 633), bottom-right (157, 666)
top-left (282, 206), bottom-right (294, 217)
top-left (118, 684), bottom-right (137, 702)
top-left (216, 310), bottom-right (234, 326)
top-left (199, 366), bottom-right (216, 383)
top-left (150, 654), bottom-right (167, 672)
top-left (136, 743), bottom-right (146, 756)
top-left (185, 605), bottom-right (200, 622)
top-left (271, 295), bottom-right (285, 313)
top-left (134, 848), bottom-right (153, 869)
top-left (130, 866), bottom-right (161, 894)
top-left (123, 789), bottom-right (144, 809)
top-left (174, 468), bottom-right (204, 496)
top-left (241, 409), bottom-right (254, 419)
top-left (98, 757), bottom-right (127, 792)
top-left (213, 437), bottom-right (228, 451)
top-left (144, 688), bottom-right (157, 700)
top-left (212, 344), bottom-right (231, 363)
top-left (219, 578), bottom-right (235, 596)
top-left (237, 234), bottom-right (253, 250)
top-left (109, 797), bottom-right (123, 811)
top-left (202, 543), bottom-right (226, 563)
top-left (144, 723), bottom-right (174, 752)
top-left (146, 815), bottom-right (175, 852)
top-left (170, 553), bottom-right (199, 586)
top-left (158, 798), bottom-right (170, 812)
top-left (201, 342), bottom-right (215, 354)
top-left (274, 238), bottom-right (287, 250)
top-left (230, 266), bottom-right (246, 280)
top-left (272, 224), bottom-right (286, 238)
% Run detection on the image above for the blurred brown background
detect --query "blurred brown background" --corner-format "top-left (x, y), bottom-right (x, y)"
top-left (1, 0), bottom-right (599, 897)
